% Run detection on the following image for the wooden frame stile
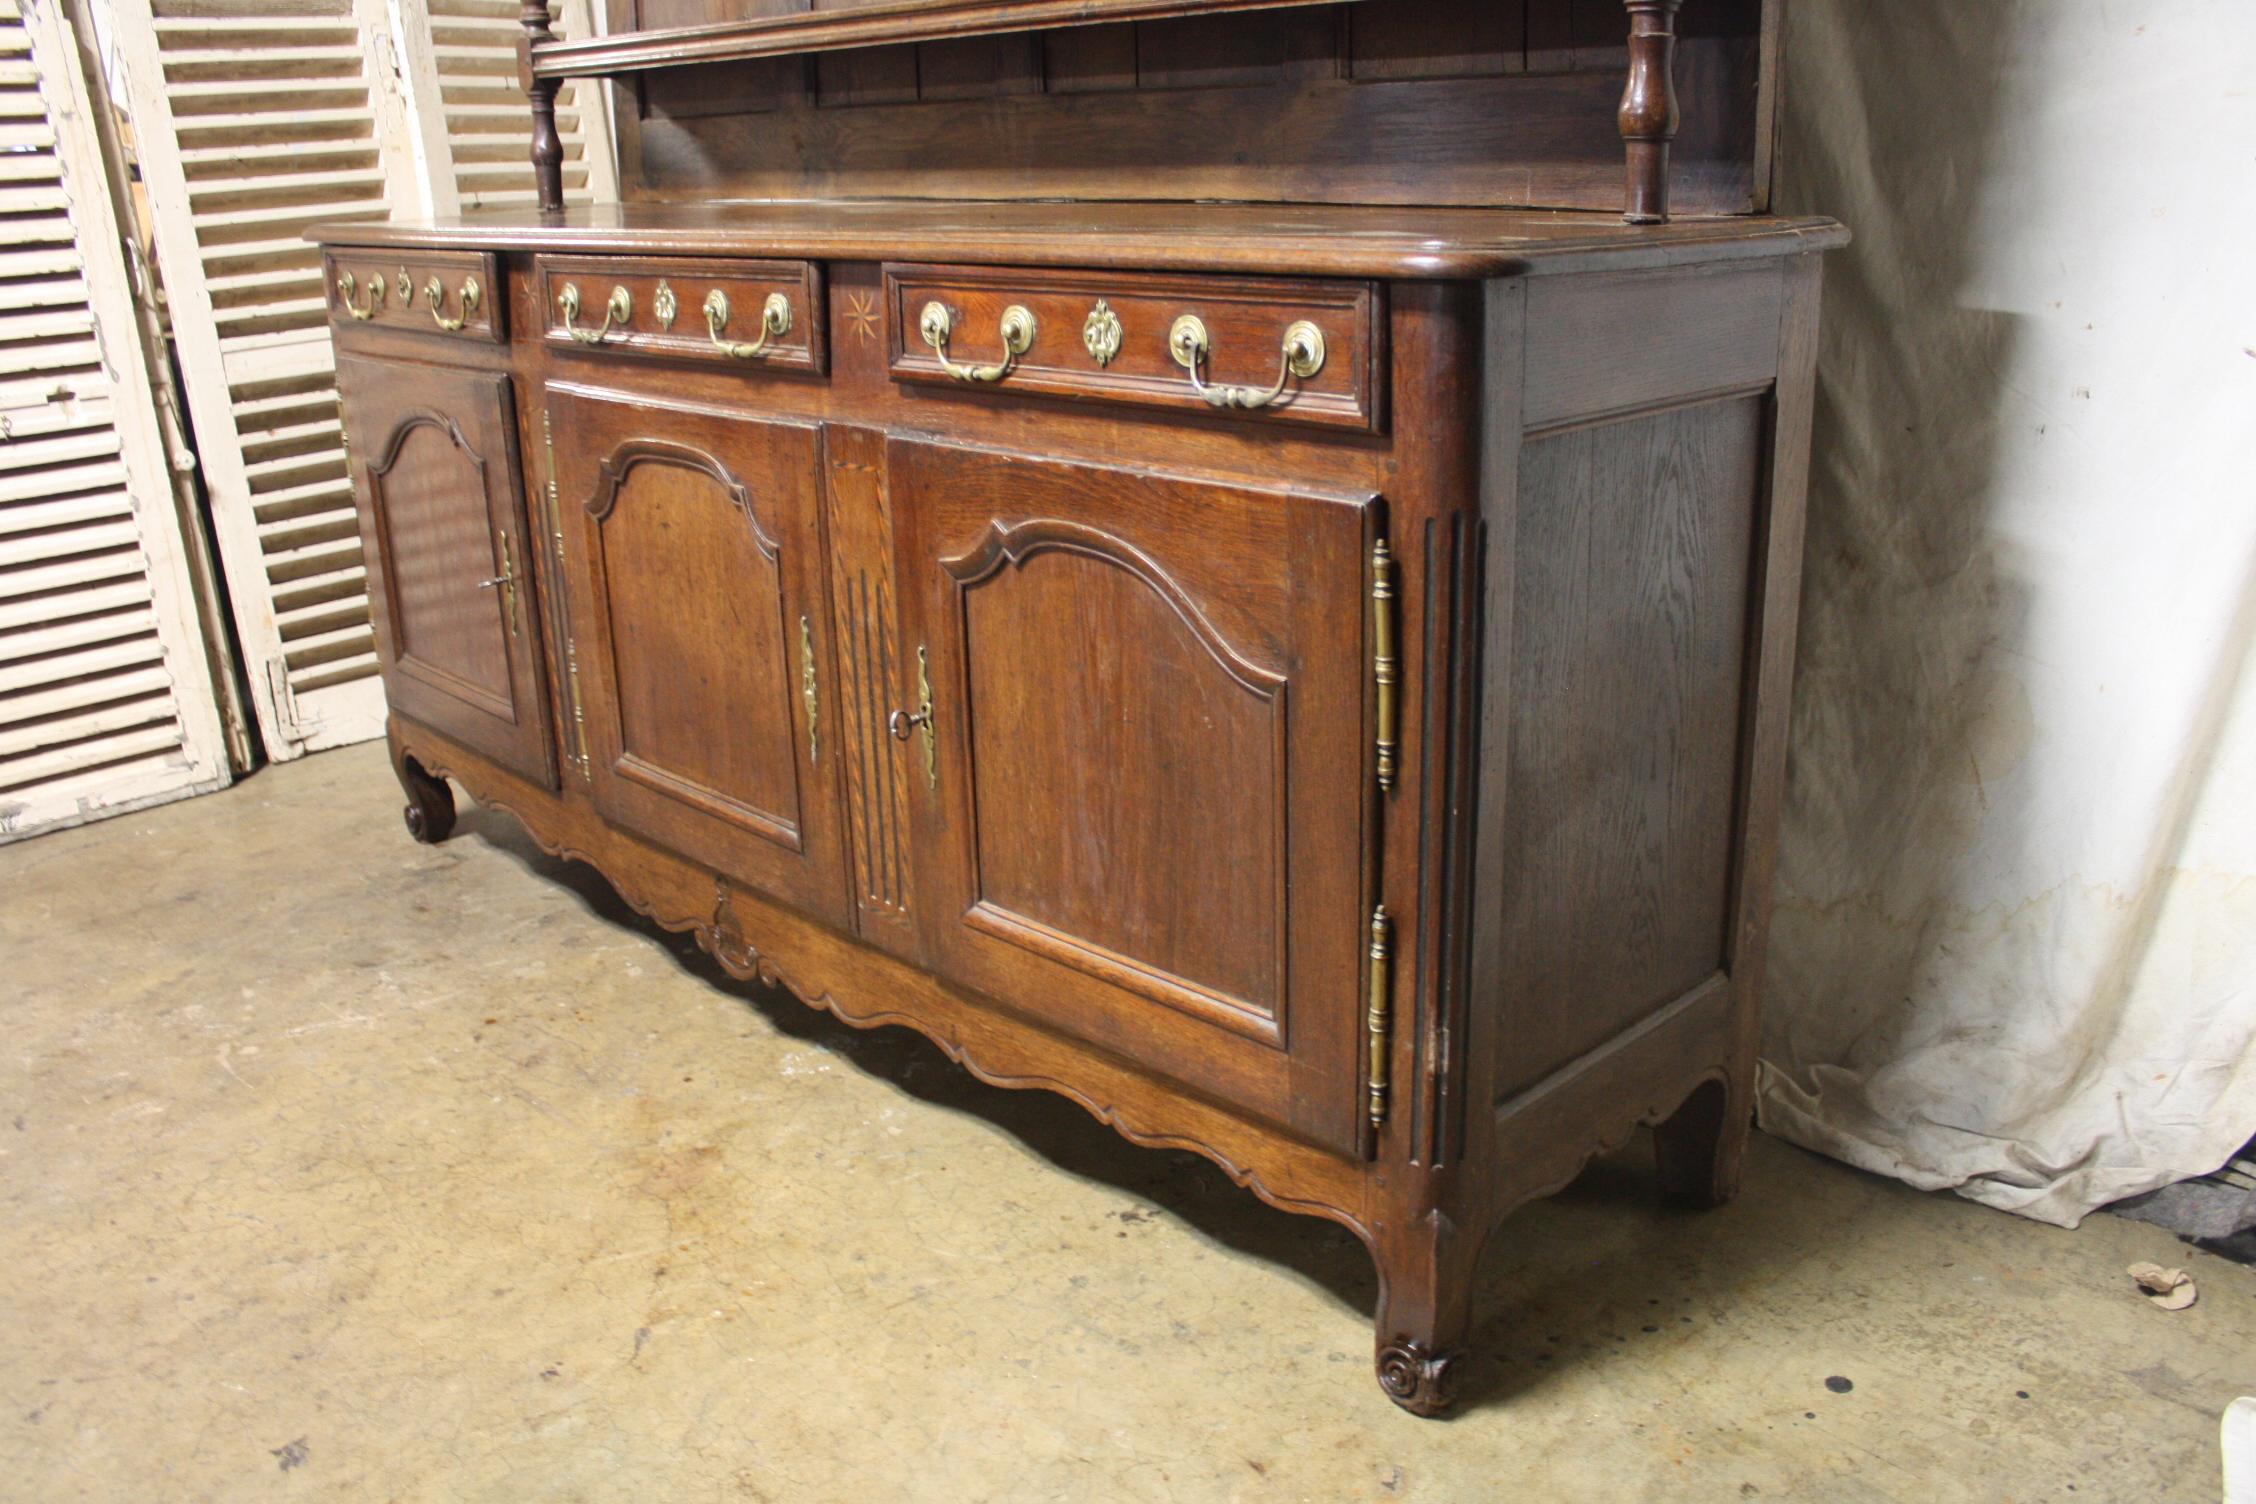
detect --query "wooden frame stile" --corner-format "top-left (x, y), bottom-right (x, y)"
top-left (2, 0), bottom-right (233, 839)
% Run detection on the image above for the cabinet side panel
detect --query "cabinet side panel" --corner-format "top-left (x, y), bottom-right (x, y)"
top-left (1491, 395), bottom-right (1764, 1104)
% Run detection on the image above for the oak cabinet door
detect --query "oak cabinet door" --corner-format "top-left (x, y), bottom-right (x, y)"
top-left (338, 355), bottom-right (554, 788)
top-left (549, 383), bottom-right (849, 927)
top-left (890, 437), bottom-right (1376, 1155)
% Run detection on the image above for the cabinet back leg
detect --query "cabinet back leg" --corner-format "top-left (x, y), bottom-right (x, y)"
top-left (1652, 1076), bottom-right (1749, 1209)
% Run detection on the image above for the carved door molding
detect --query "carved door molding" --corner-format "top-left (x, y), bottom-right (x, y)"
top-left (889, 435), bottom-right (1377, 1155)
top-left (337, 356), bottom-right (555, 786)
top-left (550, 381), bottom-right (849, 927)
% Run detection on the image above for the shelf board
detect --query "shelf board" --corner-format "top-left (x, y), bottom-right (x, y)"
top-left (531, 0), bottom-right (1358, 79)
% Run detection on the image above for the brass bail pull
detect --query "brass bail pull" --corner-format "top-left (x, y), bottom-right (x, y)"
top-left (921, 300), bottom-right (1036, 383)
top-left (706, 287), bottom-right (792, 359)
top-left (336, 270), bottom-right (383, 320)
top-left (1167, 315), bottom-right (1326, 410)
top-left (425, 274), bottom-right (481, 331)
top-left (560, 282), bottom-right (632, 345)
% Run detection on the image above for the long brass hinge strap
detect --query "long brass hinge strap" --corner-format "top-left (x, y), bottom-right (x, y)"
top-left (1372, 535), bottom-right (1398, 794)
top-left (800, 613), bottom-right (819, 763)
top-left (543, 406), bottom-right (592, 781)
top-left (1367, 904), bottom-right (1393, 1126)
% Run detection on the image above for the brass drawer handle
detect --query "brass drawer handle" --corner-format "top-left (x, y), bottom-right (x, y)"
top-left (1167, 314), bottom-right (1327, 410)
top-left (425, 274), bottom-right (481, 332)
top-left (920, 300), bottom-right (1035, 384)
top-left (706, 287), bottom-right (792, 359)
top-left (336, 270), bottom-right (383, 321)
top-left (560, 282), bottom-right (631, 345)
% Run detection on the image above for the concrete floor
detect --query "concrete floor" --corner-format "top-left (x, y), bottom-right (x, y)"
top-left (2, 744), bottom-right (2250, 1502)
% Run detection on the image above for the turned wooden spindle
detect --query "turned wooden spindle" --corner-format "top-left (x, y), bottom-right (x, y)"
top-left (519, 0), bottom-right (565, 214)
top-left (1619, 0), bottom-right (1683, 224)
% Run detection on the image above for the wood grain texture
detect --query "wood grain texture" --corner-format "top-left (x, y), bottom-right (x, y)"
top-left (550, 380), bottom-right (851, 927)
top-left (555, 0), bottom-right (1367, 75)
top-left (883, 263), bottom-right (1383, 431)
top-left (323, 4), bottom-right (1837, 1401)
top-left (326, 250), bottom-right (505, 345)
top-left (629, 69), bottom-right (1755, 214)
top-left (310, 200), bottom-right (1848, 282)
top-left (890, 435), bottom-right (1373, 1155)
top-left (819, 420), bottom-right (920, 959)
top-left (337, 354), bottom-right (554, 788)
top-left (533, 253), bottom-right (827, 374)
top-left (1492, 394), bottom-right (1764, 1104)
top-left (1523, 259), bottom-right (1782, 429)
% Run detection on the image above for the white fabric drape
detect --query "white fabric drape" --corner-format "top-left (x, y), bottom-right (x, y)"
top-left (1757, 0), bottom-right (2256, 1226)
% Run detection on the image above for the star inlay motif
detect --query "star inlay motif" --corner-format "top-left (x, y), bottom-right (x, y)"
top-left (845, 290), bottom-right (880, 346)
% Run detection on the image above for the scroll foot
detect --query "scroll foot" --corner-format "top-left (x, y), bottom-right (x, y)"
top-left (397, 751), bottom-right (456, 845)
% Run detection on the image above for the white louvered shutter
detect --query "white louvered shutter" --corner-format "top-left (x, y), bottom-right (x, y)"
top-left (101, 0), bottom-right (614, 761)
top-left (387, 0), bottom-right (617, 215)
top-left (0, 0), bottom-right (230, 840)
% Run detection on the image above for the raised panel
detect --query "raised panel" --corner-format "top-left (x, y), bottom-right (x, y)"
top-left (593, 439), bottom-right (802, 844)
top-left (373, 418), bottom-right (514, 716)
top-left (1492, 394), bottom-right (1764, 1102)
top-left (952, 519), bottom-right (1287, 1031)
top-left (337, 355), bottom-right (554, 787)
top-left (891, 436), bottom-right (1372, 1155)
top-left (549, 381), bottom-right (848, 925)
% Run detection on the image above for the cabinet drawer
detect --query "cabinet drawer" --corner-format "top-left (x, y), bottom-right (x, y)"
top-left (533, 255), bottom-right (826, 375)
top-left (326, 250), bottom-right (502, 344)
top-left (884, 264), bottom-right (1384, 432)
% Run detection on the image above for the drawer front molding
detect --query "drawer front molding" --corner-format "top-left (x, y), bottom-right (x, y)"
top-left (326, 250), bottom-right (505, 343)
top-left (535, 254), bottom-right (827, 373)
top-left (884, 263), bottom-right (1385, 431)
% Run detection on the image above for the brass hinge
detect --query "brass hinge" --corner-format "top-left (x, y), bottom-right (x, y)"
top-left (567, 637), bottom-right (591, 779)
top-left (1372, 535), bottom-right (1398, 794)
top-left (799, 613), bottom-right (819, 763)
top-left (1367, 904), bottom-right (1393, 1126)
top-left (543, 406), bottom-right (592, 782)
top-left (542, 408), bottom-right (562, 552)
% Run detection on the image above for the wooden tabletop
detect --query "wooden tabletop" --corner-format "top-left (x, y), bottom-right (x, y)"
top-left (307, 200), bottom-right (1848, 281)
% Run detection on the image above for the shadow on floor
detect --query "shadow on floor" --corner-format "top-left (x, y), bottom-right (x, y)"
top-left (461, 803), bottom-right (1830, 1416)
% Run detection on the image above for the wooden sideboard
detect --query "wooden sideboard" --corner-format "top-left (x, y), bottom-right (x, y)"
top-left (312, 0), bottom-right (1844, 1415)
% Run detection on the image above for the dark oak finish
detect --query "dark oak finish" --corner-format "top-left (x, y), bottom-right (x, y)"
top-left (549, 381), bottom-right (851, 926)
top-left (533, 254), bottom-right (827, 373)
top-left (313, 0), bottom-right (1840, 1418)
top-left (883, 263), bottom-right (1383, 431)
top-left (326, 250), bottom-right (505, 344)
top-left (891, 437), bottom-right (1374, 1154)
top-left (579, 1), bottom-right (1763, 221)
top-left (337, 354), bottom-right (554, 789)
top-left (313, 201), bottom-right (1846, 282)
